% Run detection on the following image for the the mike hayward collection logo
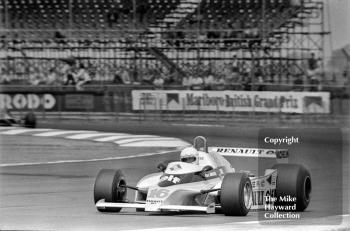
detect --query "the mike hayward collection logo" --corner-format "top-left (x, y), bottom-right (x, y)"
top-left (263, 195), bottom-right (301, 220)
top-left (264, 136), bottom-right (299, 145)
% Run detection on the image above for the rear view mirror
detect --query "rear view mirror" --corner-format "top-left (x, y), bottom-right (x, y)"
top-left (196, 165), bottom-right (213, 179)
top-left (202, 165), bottom-right (213, 172)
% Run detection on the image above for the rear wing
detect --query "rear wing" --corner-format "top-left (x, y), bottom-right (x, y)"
top-left (208, 147), bottom-right (289, 159)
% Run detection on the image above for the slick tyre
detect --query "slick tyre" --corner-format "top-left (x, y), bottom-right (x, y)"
top-left (94, 169), bottom-right (127, 212)
top-left (221, 173), bottom-right (252, 216)
top-left (272, 164), bottom-right (312, 211)
top-left (24, 112), bottom-right (36, 128)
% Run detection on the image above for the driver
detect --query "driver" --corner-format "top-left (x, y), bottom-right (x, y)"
top-left (180, 147), bottom-right (199, 165)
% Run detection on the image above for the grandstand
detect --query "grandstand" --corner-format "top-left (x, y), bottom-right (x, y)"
top-left (0, 0), bottom-right (328, 88)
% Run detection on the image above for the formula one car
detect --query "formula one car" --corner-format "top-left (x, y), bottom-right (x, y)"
top-left (94, 136), bottom-right (311, 216)
top-left (0, 109), bottom-right (36, 128)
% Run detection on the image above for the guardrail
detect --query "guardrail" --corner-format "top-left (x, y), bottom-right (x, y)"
top-left (10, 111), bottom-right (349, 128)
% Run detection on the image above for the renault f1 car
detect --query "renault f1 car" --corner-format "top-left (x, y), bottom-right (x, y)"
top-left (93, 136), bottom-right (311, 216)
top-left (0, 109), bottom-right (36, 128)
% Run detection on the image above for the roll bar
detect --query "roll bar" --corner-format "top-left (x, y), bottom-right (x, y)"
top-left (193, 136), bottom-right (208, 152)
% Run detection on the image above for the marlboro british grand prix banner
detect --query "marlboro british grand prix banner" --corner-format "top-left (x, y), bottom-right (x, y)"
top-left (132, 90), bottom-right (330, 114)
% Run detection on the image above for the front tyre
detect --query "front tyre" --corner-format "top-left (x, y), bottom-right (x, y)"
top-left (94, 169), bottom-right (127, 212)
top-left (272, 164), bottom-right (311, 211)
top-left (221, 173), bottom-right (252, 216)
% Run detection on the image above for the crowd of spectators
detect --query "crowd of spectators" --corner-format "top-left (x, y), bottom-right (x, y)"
top-left (1, 52), bottom-right (344, 91)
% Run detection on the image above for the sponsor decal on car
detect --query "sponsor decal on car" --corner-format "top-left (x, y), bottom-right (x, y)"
top-left (160, 175), bottom-right (181, 184)
top-left (145, 188), bottom-right (170, 211)
top-left (250, 170), bottom-right (277, 210)
top-left (209, 147), bottom-right (288, 158)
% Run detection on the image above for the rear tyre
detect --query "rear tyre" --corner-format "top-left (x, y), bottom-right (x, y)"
top-left (272, 164), bottom-right (311, 211)
top-left (94, 169), bottom-right (127, 212)
top-left (24, 112), bottom-right (36, 128)
top-left (221, 173), bottom-right (252, 216)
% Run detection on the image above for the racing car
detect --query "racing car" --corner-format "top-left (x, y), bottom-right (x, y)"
top-left (0, 109), bottom-right (36, 128)
top-left (93, 136), bottom-right (311, 216)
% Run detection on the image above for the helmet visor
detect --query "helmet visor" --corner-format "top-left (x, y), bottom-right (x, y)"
top-left (181, 157), bottom-right (197, 163)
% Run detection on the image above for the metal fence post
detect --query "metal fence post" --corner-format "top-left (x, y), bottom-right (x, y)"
top-left (86, 97), bottom-right (90, 122)
top-left (216, 100), bottom-right (219, 121)
top-left (278, 96), bottom-right (282, 125)
top-left (159, 98), bottom-right (162, 121)
top-left (41, 96), bottom-right (46, 121)
top-left (182, 98), bottom-right (185, 121)
top-left (197, 99), bottom-right (201, 122)
top-left (58, 93), bottom-right (62, 121)
top-left (115, 91), bottom-right (119, 123)
top-left (142, 96), bottom-right (146, 122)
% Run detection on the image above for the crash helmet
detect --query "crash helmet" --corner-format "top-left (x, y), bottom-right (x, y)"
top-left (180, 147), bottom-right (199, 164)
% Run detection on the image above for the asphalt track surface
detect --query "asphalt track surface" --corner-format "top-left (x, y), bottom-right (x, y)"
top-left (0, 120), bottom-right (349, 230)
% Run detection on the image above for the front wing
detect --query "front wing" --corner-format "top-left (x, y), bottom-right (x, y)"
top-left (96, 199), bottom-right (216, 213)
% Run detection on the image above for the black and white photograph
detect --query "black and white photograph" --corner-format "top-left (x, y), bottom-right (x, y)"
top-left (0, 0), bottom-right (349, 230)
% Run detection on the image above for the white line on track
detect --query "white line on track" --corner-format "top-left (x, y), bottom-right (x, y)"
top-left (122, 140), bottom-right (190, 147)
top-left (0, 127), bottom-right (20, 130)
top-left (0, 128), bottom-right (53, 135)
top-left (114, 137), bottom-right (176, 145)
top-left (33, 130), bottom-right (95, 136)
top-left (0, 149), bottom-right (179, 167)
top-left (65, 132), bottom-right (127, 139)
top-left (93, 134), bottom-right (132, 142)
top-left (0, 127), bottom-right (190, 147)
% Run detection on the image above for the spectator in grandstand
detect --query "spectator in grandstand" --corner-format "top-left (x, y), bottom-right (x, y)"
top-left (64, 68), bottom-right (76, 86)
top-left (182, 75), bottom-right (192, 89)
top-left (253, 60), bottom-right (264, 79)
top-left (223, 63), bottom-right (236, 87)
top-left (0, 68), bottom-right (11, 84)
top-left (75, 64), bottom-right (91, 90)
top-left (212, 75), bottom-right (226, 90)
top-left (308, 52), bottom-right (318, 71)
top-left (120, 67), bottom-right (132, 84)
top-left (140, 68), bottom-right (155, 85)
top-left (153, 75), bottom-right (164, 89)
top-left (242, 74), bottom-right (252, 91)
top-left (54, 31), bottom-right (66, 45)
top-left (190, 75), bottom-right (204, 90)
top-left (46, 68), bottom-right (59, 85)
top-left (307, 52), bottom-right (319, 78)
top-left (309, 74), bottom-right (322, 91)
top-left (29, 69), bottom-right (44, 86)
top-left (113, 69), bottom-right (124, 84)
top-left (204, 74), bottom-right (215, 90)
top-left (292, 75), bottom-right (304, 91)
top-left (130, 65), bottom-right (139, 83)
top-left (164, 70), bottom-right (180, 85)
top-left (231, 55), bottom-right (240, 73)
top-left (255, 75), bottom-right (266, 91)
